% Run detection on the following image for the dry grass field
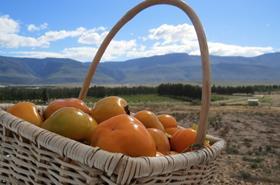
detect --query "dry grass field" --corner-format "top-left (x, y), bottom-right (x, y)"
top-left (2, 93), bottom-right (279, 184)
top-left (128, 94), bottom-right (280, 185)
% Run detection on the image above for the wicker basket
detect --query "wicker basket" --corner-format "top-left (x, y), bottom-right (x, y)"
top-left (0, 0), bottom-right (225, 184)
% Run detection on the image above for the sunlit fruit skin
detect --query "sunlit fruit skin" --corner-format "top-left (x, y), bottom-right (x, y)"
top-left (166, 126), bottom-right (185, 136)
top-left (91, 96), bottom-right (129, 123)
top-left (90, 114), bottom-right (156, 157)
top-left (156, 151), bottom-right (164, 157)
top-left (7, 102), bottom-right (42, 126)
top-left (158, 114), bottom-right (177, 129)
top-left (166, 127), bottom-right (179, 136)
top-left (170, 128), bottom-right (197, 153)
top-left (134, 110), bottom-right (165, 131)
top-left (147, 128), bottom-right (170, 155)
top-left (42, 107), bottom-right (97, 141)
top-left (44, 98), bottom-right (91, 119)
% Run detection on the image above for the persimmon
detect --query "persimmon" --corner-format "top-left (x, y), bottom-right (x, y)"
top-left (42, 107), bottom-right (97, 141)
top-left (90, 114), bottom-right (156, 157)
top-left (44, 98), bottom-right (91, 119)
top-left (134, 110), bottom-right (165, 131)
top-left (166, 126), bottom-right (185, 136)
top-left (91, 96), bottom-right (129, 123)
top-left (170, 128), bottom-right (197, 153)
top-left (7, 102), bottom-right (42, 126)
top-left (158, 114), bottom-right (177, 129)
top-left (147, 128), bottom-right (170, 155)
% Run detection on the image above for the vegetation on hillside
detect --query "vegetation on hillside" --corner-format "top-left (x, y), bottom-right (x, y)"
top-left (0, 84), bottom-right (280, 102)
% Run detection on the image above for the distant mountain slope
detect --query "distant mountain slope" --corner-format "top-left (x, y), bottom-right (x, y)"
top-left (0, 52), bottom-right (279, 85)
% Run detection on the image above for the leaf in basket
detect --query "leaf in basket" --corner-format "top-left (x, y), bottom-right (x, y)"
top-left (191, 123), bottom-right (198, 131)
top-left (204, 139), bottom-right (211, 148)
top-left (165, 132), bottom-right (172, 139)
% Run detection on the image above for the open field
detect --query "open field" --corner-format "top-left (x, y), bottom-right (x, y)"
top-left (85, 93), bottom-right (279, 185)
top-left (1, 92), bottom-right (280, 184)
top-left (125, 94), bottom-right (280, 185)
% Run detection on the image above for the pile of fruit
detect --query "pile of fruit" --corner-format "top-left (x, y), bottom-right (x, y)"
top-left (6, 96), bottom-right (210, 157)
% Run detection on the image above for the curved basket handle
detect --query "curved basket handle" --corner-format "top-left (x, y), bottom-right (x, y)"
top-left (79, 0), bottom-right (211, 146)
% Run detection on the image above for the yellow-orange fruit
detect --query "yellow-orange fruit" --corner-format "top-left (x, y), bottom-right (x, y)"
top-left (147, 128), bottom-right (170, 155)
top-left (134, 110), bottom-right (165, 131)
top-left (7, 102), bottom-right (42, 126)
top-left (91, 114), bottom-right (156, 157)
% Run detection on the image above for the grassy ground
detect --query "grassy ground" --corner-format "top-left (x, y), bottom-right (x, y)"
top-left (87, 94), bottom-right (182, 105)
top-left (87, 93), bottom-right (280, 185)
top-left (120, 93), bottom-right (280, 185)
top-left (2, 93), bottom-right (280, 184)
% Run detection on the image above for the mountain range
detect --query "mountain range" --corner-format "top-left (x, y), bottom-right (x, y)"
top-left (0, 52), bottom-right (279, 85)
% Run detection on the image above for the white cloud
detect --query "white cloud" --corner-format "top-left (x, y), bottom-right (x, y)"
top-left (0, 15), bottom-right (42, 48)
top-left (0, 15), bottom-right (107, 48)
top-left (15, 47), bottom-right (93, 61)
top-left (14, 47), bottom-right (96, 61)
top-left (2, 18), bottom-right (275, 60)
top-left (14, 51), bottom-right (64, 58)
top-left (14, 40), bottom-right (137, 61)
top-left (27, 23), bottom-right (48, 32)
top-left (207, 42), bottom-right (274, 57)
top-left (0, 34), bottom-right (42, 48)
top-left (0, 15), bottom-right (19, 34)
top-left (78, 27), bottom-right (108, 45)
top-left (36, 27), bottom-right (87, 47)
top-left (142, 23), bottom-right (275, 57)
top-left (105, 40), bottom-right (137, 59)
top-left (62, 47), bottom-right (97, 61)
top-left (147, 23), bottom-right (197, 44)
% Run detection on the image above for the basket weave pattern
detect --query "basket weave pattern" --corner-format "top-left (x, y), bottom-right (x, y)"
top-left (0, 105), bottom-right (224, 184)
top-left (0, 0), bottom-right (226, 184)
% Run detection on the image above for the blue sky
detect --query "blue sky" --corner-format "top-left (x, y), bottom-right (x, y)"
top-left (0, 0), bottom-right (279, 61)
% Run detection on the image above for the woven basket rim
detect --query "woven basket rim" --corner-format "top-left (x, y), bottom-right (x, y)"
top-left (0, 104), bottom-right (225, 179)
top-left (0, 1), bottom-right (225, 183)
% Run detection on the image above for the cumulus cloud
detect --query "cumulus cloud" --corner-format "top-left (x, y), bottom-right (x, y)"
top-left (0, 15), bottom-right (40, 48)
top-left (14, 47), bottom-right (96, 61)
top-left (0, 15), bottom-right (107, 48)
top-left (14, 51), bottom-right (65, 58)
top-left (0, 35), bottom-right (42, 48)
top-left (27, 23), bottom-right (48, 32)
top-left (142, 23), bottom-right (275, 58)
top-left (36, 27), bottom-right (87, 47)
top-left (0, 15), bottom-right (19, 34)
top-left (207, 42), bottom-right (274, 57)
top-left (147, 23), bottom-right (197, 44)
top-left (14, 39), bottom-right (137, 61)
top-left (2, 18), bottom-right (275, 61)
top-left (78, 27), bottom-right (108, 45)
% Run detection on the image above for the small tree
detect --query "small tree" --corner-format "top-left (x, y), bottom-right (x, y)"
top-left (41, 88), bottom-right (49, 103)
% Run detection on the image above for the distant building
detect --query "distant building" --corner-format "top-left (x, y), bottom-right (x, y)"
top-left (247, 98), bottom-right (259, 106)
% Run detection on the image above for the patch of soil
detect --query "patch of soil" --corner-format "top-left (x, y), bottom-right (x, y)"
top-left (131, 104), bottom-right (280, 185)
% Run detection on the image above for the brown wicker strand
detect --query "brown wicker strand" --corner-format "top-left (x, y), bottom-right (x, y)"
top-left (0, 104), bottom-right (225, 184)
top-left (78, 0), bottom-right (211, 145)
top-left (0, 1), bottom-right (227, 184)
